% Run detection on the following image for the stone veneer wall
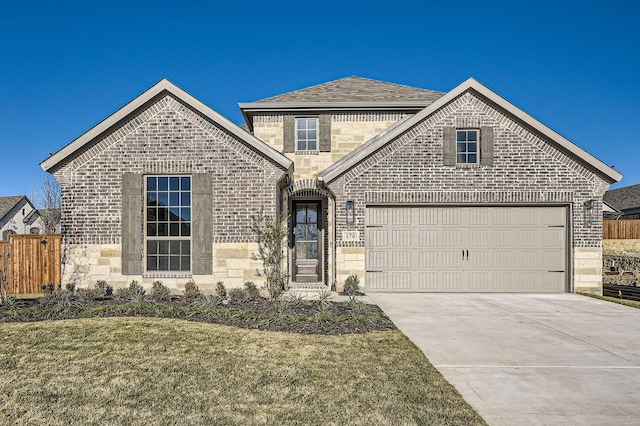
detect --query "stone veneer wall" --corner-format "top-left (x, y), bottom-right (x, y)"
top-left (53, 94), bottom-right (286, 290)
top-left (253, 113), bottom-right (410, 180)
top-left (328, 91), bottom-right (610, 294)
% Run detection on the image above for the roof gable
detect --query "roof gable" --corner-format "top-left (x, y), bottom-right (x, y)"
top-left (0, 196), bottom-right (30, 222)
top-left (41, 79), bottom-right (293, 173)
top-left (250, 76), bottom-right (444, 103)
top-left (318, 78), bottom-right (622, 184)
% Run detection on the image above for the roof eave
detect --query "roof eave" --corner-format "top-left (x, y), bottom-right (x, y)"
top-left (318, 78), bottom-right (622, 184)
top-left (239, 101), bottom-right (434, 134)
top-left (41, 79), bottom-right (293, 173)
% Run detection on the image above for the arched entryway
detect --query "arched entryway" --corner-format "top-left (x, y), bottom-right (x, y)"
top-left (284, 179), bottom-right (334, 289)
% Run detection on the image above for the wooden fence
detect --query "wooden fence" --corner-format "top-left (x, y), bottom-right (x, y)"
top-left (603, 220), bottom-right (640, 239)
top-left (0, 234), bottom-right (61, 294)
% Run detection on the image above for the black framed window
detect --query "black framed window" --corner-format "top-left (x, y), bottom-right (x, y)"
top-left (145, 176), bottom-right (191, 271)
top-left (456, 129), bottom-right (479, 164)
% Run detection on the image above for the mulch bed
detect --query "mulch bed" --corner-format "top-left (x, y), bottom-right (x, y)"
top-left (2, 294), bottom-right (397, 335)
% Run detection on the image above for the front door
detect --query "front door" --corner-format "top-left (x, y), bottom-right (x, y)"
top-left (293, 202), bottom-right (321, 282)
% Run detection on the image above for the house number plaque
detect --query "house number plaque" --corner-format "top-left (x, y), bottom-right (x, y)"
top-left (342, 231), bottom-right (360, 242)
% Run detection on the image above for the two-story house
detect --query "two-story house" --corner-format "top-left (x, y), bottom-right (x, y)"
top-left (40, 76), bottom-right (621, 294)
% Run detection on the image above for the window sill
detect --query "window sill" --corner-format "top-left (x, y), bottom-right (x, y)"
top-left (455, 163), bottom-right (481, 169)
top-left (143, 272), bottom-right (192, 279)
top-left (295, 150), bottom-right (319, 155)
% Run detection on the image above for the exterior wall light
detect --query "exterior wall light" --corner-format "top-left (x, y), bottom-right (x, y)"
top-left (585, 199), bottom-right (596, 226)
top-left (346, 200), bottom-right (355, 226)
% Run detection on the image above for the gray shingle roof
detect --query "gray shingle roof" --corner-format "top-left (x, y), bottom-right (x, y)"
top-left (252, 76), bottom-right (444, 103)
top-left (0, 196), bottom-right (25, 221)
top-left (604, 184), bottom-right (640, 212)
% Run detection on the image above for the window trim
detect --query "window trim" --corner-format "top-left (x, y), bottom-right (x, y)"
top-left (456, 129), bottom-right (479, 165)
top-left (143, 174), bottom-right (192, 274)
top-left (295, 117), bottom-right (319, 153)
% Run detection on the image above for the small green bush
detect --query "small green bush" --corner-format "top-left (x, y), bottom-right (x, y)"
top-left (244, 281), bottom-right (261, 299)
top-left (215, 281), bottom-right (227, 299)
top-left (228, 287), bottom-right (248, 303)
top-left (191, 294), bottom-right (221, 308)
top-left (150, 281), bottom-right (171, 302)
top-left (183, 280), bottom-right (201, 302)
top-left (94, 280), bottom-right (108, 296)
top-left (115, 280), bottom-right (146, 303)
top-left (343, 275), bottom-right (360, 296)
top-left (65, 282), bottom-right (76, 293)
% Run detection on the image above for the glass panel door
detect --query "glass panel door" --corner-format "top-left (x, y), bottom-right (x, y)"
top-left (295, 204), bottom-right (318, 260)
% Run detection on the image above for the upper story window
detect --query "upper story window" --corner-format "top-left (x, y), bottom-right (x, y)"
top-left (456, 129), bottom-right (478, 164)
top-left (145, 176), bottom-right (191, 272)
top-left (296, 118), bottom-right (318, 151)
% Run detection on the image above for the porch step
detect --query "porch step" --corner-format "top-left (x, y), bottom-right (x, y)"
top-left (288, 282), bottom-right (327, 291)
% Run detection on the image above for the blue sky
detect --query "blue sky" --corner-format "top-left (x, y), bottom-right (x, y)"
top-left (1, 1), bottom-right (638, 201)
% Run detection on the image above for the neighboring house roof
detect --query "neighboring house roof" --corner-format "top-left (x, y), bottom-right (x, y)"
top-left (317, 78), bottom-right (622, 184)
top-left (0, 196), bottom-right (27, 222)
top-left (604, 184), bottom-right (640, 212)
top-left (40, 79), bottom-right (293, 173)
top-left (238, 76), bottom-right (445, 132)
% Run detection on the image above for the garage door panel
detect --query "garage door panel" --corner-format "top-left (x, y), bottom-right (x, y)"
top-left (392, 251), bottom-right (412, 269)
top-left (391, 209), bottom-right (412, 226)
top-left (418, 272), bottom-right (439, 290)
top-left (390, 272), bottom-right (412, 290)
top-left (392, 230), bottom-right (412, 247)
top-left (367, 250), bottom-right (388, 269)
top-left (419, 229), bottom-right (439, 247)
top-left (419, 251), bottom-right (440, 269)
top-left (367, 229), bottom-right (388, 247)
top-left (418, 208), bottom-right (439, 225)
top-left (365, 206), bottom-right (567, 293)
top-left (469, 229), bottom-right (489, 248)
top-left (442, 230), bottom-right (462, 247)
top-left (442, 251), bottom-right (464, 269)
top-left (469, 250), bottom-right (492, 269)
top-left (442, 272), bottom-right (463, 290)
top-left (469, 272), bottom-right (491, 290)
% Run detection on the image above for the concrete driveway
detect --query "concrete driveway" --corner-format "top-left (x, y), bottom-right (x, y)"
top-left (368, 293), bottom-right (640, 426)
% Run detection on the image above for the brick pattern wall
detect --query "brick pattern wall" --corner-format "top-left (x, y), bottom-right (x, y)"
top-left (328, 91), bottom-right (609, 250)
top-left (53, 94), bottom-right (287, 246)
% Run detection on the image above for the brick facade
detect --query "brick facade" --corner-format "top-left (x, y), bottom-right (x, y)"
top-left (326, 91), bottom-right (610, 292)
top-left (52, 94), bottom-right (287, 288)
top-left (45, 78), bottom-right (617, 294)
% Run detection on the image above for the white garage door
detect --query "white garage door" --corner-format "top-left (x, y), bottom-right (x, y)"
top-left (365, 206), bottom-right (567, 292)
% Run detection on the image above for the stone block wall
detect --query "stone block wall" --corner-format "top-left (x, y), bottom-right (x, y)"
top-left (253, 113), bottom-right (409, 180)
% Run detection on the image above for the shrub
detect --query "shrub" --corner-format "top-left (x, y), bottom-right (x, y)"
top-left (343, 275), bottom-right (360, 296)
top-left (228, 287), bottom-right (248, 303)
top-left (150, 281), bottom-right (171, 302)
top-left (244, 281), bottom-right (261, 299)
top-left (65, 282), bottom-right (76, 293)
top-left (250, 210), bottom-right (289, 300)
top-left (215, 281), bottom-right (227, 299)
top-left (115, 280), bottom-right (146, 303)
top-left (183, 280), bottom-right (201, 302)
top-left (191, 294), bottom-right (221, 308)
top-left (94, 280), bottom-right (108, 296)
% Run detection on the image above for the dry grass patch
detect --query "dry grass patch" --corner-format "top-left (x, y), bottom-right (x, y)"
top-left (0, 317), bottom-right (485, 425)
top-left (579, 292), bottom-right (640, 309)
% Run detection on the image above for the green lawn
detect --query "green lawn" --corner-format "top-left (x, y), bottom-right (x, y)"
top-left (0, 318), bottom-right (485, 425)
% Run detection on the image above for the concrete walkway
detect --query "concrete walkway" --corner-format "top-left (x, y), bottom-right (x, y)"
top-left (368, 293), bottom-right (640, 426)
